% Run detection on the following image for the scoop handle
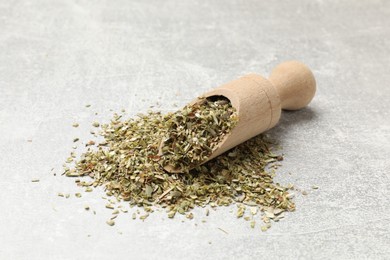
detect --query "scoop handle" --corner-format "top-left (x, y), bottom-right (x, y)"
top-left (268, 61), bottom-right (316, 110)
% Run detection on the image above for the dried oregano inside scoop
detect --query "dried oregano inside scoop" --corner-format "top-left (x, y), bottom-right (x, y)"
top-left (62, 98), bottom-right (295, 230)
top-left (160, 97), bottom-right (238, 172)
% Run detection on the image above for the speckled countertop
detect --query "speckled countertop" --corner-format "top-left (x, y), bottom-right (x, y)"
top-left (1, 0), bottom-right (389, 259)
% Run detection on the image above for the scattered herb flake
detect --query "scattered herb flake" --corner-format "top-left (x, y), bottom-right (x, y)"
top-left (106, 220), bottom-right (115, 226)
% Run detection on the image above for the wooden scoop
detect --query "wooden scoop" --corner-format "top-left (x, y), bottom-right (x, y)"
top-left (161, 61), bottom-right (316, 173)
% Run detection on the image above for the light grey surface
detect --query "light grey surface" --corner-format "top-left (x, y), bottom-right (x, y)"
top-left (1, 0), bottom-right (390, 259)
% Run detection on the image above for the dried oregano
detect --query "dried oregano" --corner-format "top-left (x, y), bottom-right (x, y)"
top-left (160, 97), bottom-right (237, 172)
top-left (63, 97), bottom-right (295, 230)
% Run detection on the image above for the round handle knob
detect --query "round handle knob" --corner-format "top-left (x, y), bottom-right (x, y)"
top-left (268, 61), bottom-right (316, 110)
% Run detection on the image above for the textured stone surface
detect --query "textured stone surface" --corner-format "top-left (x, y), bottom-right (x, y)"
top-left (1, 0), bottom-right (389, 259)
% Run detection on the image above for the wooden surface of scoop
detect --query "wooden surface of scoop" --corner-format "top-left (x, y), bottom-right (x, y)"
top-left (162, 61), bottom-right (316, 173)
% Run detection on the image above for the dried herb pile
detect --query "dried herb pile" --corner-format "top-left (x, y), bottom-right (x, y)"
top-left (63, 98), bottom-right (295, 231)
top-left (160, 97), bottom-right (237, 172)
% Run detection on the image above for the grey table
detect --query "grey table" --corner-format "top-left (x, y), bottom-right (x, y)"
top-left (1, 0), bottom-right (389, 259)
